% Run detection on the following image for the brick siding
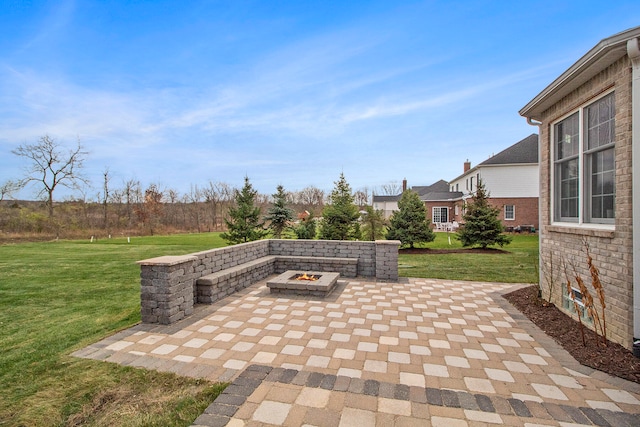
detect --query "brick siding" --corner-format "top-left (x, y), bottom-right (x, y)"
top-left (428, 198), bottom-right (538, 230)
top-left (536, 56), bottom-right (633, 349)
top-left (488, 197), bottom-right (539, 229)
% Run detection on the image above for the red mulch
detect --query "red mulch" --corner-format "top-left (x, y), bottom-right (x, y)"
top-left (504, 285), bottom-right (640, 384)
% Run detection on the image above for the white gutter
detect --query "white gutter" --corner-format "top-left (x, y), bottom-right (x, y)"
top-left (628, 38), bottom-right (640, 356)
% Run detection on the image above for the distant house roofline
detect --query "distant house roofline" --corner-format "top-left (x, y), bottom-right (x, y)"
top-left (372, 179), bottom-right (451, 203)
top-left (449, 134), bottom-right (538, 183)
top-left (419, 191), bottom-right (464, 202)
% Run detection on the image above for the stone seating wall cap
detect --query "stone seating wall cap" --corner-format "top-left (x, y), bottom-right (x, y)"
top-left (137, 255), bottom-right (198, 266)
top-left (375, 240), bottom-right (401, 245)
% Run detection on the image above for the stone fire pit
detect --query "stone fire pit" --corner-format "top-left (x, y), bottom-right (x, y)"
top-left (266, 270), bottom-right (340, 296)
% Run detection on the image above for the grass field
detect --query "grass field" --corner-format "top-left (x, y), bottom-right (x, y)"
top-left (0, 233), bottom-right (228, 427)
top-left (398, 233), bottom-right (539, 283)
top-left (0, 232), bottom-right (538, 426)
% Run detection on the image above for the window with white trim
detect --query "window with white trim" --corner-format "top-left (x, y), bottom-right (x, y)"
top-left (504, 205), bottom-right (515, 221)
top-left (552, 92), bottom-right (615, 225)
top-left (432, 207), bottom-right (448, 223)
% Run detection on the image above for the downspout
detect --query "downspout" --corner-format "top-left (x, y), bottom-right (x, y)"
top-left (628, 38), bottom-right (640, 357)
top-left (527, 118), bottom-right (544, 299)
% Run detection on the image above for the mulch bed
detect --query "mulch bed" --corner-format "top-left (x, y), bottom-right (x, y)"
top-left (504, 285), bottom-right (640, 384)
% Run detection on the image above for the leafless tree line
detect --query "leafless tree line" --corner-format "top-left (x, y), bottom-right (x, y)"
top-left (0, 177), bottom-right (396, 239)
top-left (1, 135), bottom-right (399, 239)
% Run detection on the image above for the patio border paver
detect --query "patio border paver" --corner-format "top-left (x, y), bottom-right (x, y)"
top-left (192, 364), bottom-right (639, 426)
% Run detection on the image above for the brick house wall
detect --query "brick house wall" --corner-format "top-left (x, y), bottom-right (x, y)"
top-left (536, 56), bottom-right (633, 349)
top-left (488, 197), bottom-right (539, 230)
top-left (424, 201), bottom-right (457, 225)
top-left (443, 197), bottom-right (538, 230)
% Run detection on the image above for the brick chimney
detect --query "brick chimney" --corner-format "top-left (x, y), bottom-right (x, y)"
top-left (402, 178), bottom-right (407, 192)
top-left (464, 160), bottom-right (471, 173)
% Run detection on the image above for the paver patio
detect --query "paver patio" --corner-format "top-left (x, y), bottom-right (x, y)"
top-left (74, 277), bottom-right (640, 426)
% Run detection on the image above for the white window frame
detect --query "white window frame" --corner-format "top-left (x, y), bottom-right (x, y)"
top-left (504, 205), bottom-right (515, 221)
top-left (432, 207), bottom-right (448, 223)
top-left (550, 91), bottom-right (615, 229)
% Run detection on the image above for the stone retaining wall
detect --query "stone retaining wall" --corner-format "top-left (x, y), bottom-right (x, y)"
top-left (138, 239), bottom-right (400, 324)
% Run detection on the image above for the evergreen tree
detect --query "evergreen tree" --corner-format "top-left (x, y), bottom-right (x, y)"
top-left (264, 184), bottom-right (295, 238)
top-left (294, 212), bottom-right (317, 239)
top-left (220, 177), bottom-right (267, 244)
top-left (319, 173), bottom-right (361, 240)
top-left (457, 179), bottom-right (511, 249)
top-left (386, 189), bottom-right (435, 248)
top-left (361, 205), bottom-right (387, 241)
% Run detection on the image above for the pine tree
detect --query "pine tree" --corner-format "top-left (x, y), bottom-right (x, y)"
top-left (386, 189), bottom-right (435, 248)
top-left (457, 179), bottom-right (511, 249)
top-left (361, 205), bottom-right (387, 241)
top-left (264, 185), bottom-right (295, 238)
top-left (294, 212), bottom-right (317, 239)
top-left (319, 173), bottom-right (361, 240)
top-left (220, 177), bottom-right (267, 244)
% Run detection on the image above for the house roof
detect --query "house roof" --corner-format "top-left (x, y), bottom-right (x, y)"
top-left (449, 134), bottom-right (538, 182)
top-left (520, 26), bottom-right (640, 120)
top-left (479, 134), bottom-right (538, 166)
top-left (372, 179), bottom-right (453, 203)
top-left (372, 195), bottom-right (400, 202)
top-left (412, 180), bottom-right (450, 196)
top-left (419, 191), bottom-right (464, 202)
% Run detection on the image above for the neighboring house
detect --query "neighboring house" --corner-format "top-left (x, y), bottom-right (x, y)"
top-left (372, 179), bottom-right (407, 218)
top-left (372, 195), bottom-right (401, 219)
top-left (373, 135), bottom-right (539, 230)
top-left (412, 180), bottom-right (463, 228)
top-left (449, 134), bottom-right (540, 229)
top-left (519, 26), bottom-right (640, 352)
top-left (372, 180), bottom-right (463, 226)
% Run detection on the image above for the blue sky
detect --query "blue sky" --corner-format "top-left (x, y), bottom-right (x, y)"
top-left (1, 1), bottom-right (639, 200)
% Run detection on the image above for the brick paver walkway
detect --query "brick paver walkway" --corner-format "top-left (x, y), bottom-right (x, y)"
top-left (74, 278), bottom-right (640, 426)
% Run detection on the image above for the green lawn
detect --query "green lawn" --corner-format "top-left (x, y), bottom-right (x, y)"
top-left (398, 233), bottom-right (539, 283)
top-left (0, 232), bottom-right (539, 426)
top-left (0, 233), bottom-right (227, 427)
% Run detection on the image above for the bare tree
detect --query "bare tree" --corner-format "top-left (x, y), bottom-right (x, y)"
top-left (135, 184), bottom-right (164, 235)
top-left (203, 181), bottom-right (233, 231)
top-left (186, 184), bottom-right (204, 232)
top-left (12, 135), bottom-right (88, 217)
top-left (102, 168), bottom-right (111, 231)
top-left (354, 188), bottom-right (370, 207)
top-left (164, 187), bottom-right (181, 229)
top-left (0, 180), bottom-right (22, 202)
top-left (296, 185), bottom-right (325, 213)
top-left (123, 178), bottom-right (141, 227)
top-left (378, 181), bottom-right (402, 196)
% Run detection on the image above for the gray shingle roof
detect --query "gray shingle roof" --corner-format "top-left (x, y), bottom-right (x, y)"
top-left (419, 191), bottom-right (464, 202)
top-left (479, 134), bottom-right (538, 166)
top-left (373, 179), bottom-right (461, 203)
top-left (412, 179), bottom-right (450, 196)
top-left (372, 195), bottom-right (400, 202)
